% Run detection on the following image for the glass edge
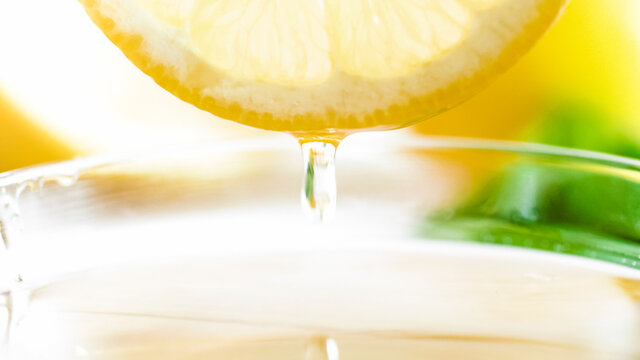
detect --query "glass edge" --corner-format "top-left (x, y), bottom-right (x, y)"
top-left (1, 134), bottom-right (639, 188)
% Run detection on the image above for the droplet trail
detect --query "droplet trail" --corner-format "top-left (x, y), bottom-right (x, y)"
top-left (300, 142), bottom-right (337, 222)
top-left (305, 336), bottom-right (339, 360)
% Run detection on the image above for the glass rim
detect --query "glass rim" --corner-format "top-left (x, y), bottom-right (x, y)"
top-left (1, 134), bottom-right (639, 277)
top-left (2, 134), bottom-right (640, 188)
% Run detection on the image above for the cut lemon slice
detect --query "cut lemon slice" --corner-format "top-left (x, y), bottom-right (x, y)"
top-left (79, 0), bottom-right (568, 140)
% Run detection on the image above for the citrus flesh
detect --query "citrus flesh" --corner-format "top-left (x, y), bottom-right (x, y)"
top-left (79, 0), bottom-right (568, 142)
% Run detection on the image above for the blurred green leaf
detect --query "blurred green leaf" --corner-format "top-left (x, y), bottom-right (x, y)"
top-left (422, 102), bottom-right (640, 268)
top-left (528, 102), bottom-right (640, 156)
top-left (420, 217), bottom-right (640, 268)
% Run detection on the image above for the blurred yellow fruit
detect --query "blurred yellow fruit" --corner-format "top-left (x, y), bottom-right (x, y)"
top-left (416, 0), bottom-right (640, 141)
top-left (0, 91), bottom-right (75, 171)
top-left (0, 1), bottom-right (266, 173)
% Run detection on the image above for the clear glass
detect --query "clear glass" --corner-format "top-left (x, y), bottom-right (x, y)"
top-left (1, 134), bottom-right (639, 359)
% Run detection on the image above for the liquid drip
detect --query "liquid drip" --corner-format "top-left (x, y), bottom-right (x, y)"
top-left (301, 142), bottom-right (337, 223)
top-left (306, 336), bottom-right (339, 360)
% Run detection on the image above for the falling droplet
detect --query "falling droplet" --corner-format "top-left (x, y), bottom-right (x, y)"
top-left (300, 142), bottom-right (337, 223)
top-left (305, 336), bottom-right (339, 360)
top-left (326, 338), bottom-right (339, 360)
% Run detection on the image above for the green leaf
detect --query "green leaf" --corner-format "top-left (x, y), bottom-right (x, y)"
top-left (421, 101), bottom-right (640, 268)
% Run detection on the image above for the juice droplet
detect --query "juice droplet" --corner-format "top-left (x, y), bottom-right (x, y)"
top-left (300, 142), bottom-right (337, 223)
top-left (305, 336), bottom-right (339, 360)
top-left (326, 337), bottom-right (340, 360)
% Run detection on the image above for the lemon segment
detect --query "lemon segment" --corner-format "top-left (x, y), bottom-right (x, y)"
top-left (136, 0), bottom-right (194, 27)
top-left (79, 0), bottom-right (568, 139)
top-left (190, 0), bottom-right (331, 85)
top-left (325, 0), bottom-right (470, 78)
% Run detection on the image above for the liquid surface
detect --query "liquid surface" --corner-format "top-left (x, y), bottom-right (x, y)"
top-left (8, 333), bottom-right (622, 360)
top-left (4, 245), bottom-right (640, 359)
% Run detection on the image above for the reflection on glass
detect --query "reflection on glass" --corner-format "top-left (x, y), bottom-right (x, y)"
top-left (0, 137), bottom-right (639, 359)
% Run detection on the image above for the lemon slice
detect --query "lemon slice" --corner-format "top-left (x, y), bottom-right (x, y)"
top-left (80, 0), bottom-right (566, 140)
